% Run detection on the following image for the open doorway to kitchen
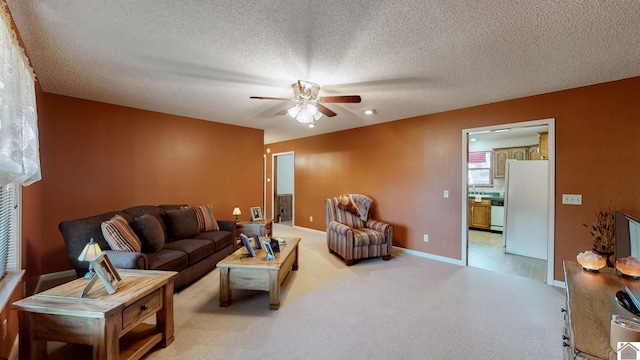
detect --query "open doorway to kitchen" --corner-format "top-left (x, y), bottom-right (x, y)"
top-left (272, 152), bottom-right (294, 227)
top-left (462, 118), bottom-right (555, 285)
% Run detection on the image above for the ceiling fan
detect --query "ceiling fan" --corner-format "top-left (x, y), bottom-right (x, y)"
top-left (250, 80), bottom-right (361, 126)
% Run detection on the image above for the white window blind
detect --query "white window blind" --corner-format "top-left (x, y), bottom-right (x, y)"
top-left (0, 183), bottom-right (19, 279)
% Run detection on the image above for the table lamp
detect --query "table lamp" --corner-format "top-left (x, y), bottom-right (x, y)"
top-left (78, 238), bottom-right (102, 279)
top-left (232, 206), bottom-right (241, 222)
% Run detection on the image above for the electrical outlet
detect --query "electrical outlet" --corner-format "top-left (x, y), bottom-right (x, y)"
top-left (309, 216), bottom-right (313, 222)
top-left (443, 190), bottom-right (449, 198)
top-left (562, 194), bottom-right (583, 205)
top-left (423, 234), bottom-right (429, 242)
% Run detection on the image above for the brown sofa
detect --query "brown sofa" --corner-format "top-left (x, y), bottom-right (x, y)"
top-left (59, 204), bottom-right (235, 290)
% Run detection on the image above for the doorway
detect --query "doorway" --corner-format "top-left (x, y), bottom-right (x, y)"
top-left (272, 152), bottom-right (294, 227)
top-left (462, 118), bottom-right (555, 285)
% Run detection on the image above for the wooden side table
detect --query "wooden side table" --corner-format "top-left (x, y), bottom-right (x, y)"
top-left (235, 218), bottom-right (273, 241)
top-left (12, 269), bottom-right (178, 360)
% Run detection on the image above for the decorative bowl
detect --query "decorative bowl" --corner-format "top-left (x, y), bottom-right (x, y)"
top-left (577, 250), bottom-right (606, 271)
top-left (617, 257), bottom-right (640, 278)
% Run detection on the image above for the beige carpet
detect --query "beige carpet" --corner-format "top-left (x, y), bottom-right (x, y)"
top-left (144, 224), bottom-right (565, 359)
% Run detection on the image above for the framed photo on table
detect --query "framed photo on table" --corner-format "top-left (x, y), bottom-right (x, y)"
top-left (250, 206), bottom-right (263, 221)
top-left (240, 233), bottom-right (256, 257)
top-left (263, 240), bottom-right (275, 261)
top-left (90, 253), bottom-right (121, 295)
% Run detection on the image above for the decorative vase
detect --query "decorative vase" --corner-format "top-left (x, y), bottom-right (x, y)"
top-left (595, 250), bottom-right (614, 268)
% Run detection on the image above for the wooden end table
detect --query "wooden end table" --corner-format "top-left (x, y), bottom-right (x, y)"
top-left (234, 218), bottom-right (273, 244)
top-left (12, 269), bottom-right (178, 360)
top-left (217, 237), bottom-right (299, 310)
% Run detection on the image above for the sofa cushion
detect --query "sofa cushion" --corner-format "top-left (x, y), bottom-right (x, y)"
top-left (195, 231), bottom-right (234, 252)
top-left (193, 204), bottom-right (220, 231)
top-left (101, 215), bottom-right (142, 252)
top-left (352, 228), bottom-right (386, 246)
top-left (163, 239), bottom-right (216, 265)
top-left (122, 205), bottom-right (169, 241)
top-left (132, 214), bottom-right (165, 253)
top-left (145, 249), bottom-right (189, 271)
top-left (164, 208), bottom-right (200, 241)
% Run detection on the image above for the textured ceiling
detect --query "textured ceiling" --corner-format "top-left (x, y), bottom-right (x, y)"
top-left (6, 1), bottom-right (640, 143)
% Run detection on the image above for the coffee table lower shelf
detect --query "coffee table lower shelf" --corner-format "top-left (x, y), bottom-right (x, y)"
top-left (44, 323), bottom-right (162, 360)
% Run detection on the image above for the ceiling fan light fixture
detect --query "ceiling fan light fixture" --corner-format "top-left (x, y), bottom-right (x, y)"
top-left (288, 106), bottom-right (300, 118)
top-left (306, 103), bottom-right (318, 115)
top-left (296, 110), bottom-right (313, 124)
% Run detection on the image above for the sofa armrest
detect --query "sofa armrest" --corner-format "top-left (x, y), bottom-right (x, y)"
top-left (217, 220), bottom-right (235, 233)
top-left (103, 250), bottom-right (148, 269)
top-left (366, 219), bottom-right (393, 250)
top-left (329, 220), bottom-right (352, 236)
top-left (366, 219), bottom-right (391, 233)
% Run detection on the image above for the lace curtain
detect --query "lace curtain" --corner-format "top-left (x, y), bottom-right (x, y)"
top-left (0, 3), bottom-right (40, 280)
top-left (0, 4), bottom-right (41, 187)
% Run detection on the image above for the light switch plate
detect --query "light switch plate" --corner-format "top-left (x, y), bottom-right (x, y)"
top-left (562, 194), bottom-right (582, 205)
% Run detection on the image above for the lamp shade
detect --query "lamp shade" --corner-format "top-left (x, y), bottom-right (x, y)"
top-left (232, 206), bottom-right (241, 216)
top-left (78, 238), bottom-right (102, 262)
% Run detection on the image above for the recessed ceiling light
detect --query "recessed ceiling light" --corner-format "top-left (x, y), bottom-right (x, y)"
top-left (363, 109), bottom-right (376, 115)
top-left (469, 130), bottom-right (490, 135)
top-left (470, 138), bottom-right (477, 142)
top-left (494, 129), bottom-right (510, 133)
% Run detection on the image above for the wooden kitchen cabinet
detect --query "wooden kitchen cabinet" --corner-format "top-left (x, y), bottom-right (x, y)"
top-left (493, 146), bottom-right (532, 178)
top-left (469, 198), bottom-right (491, 230)
top-left (528, 145), bottom-right (542, 160)
top-left (538, 131), bottom-right (548, 159)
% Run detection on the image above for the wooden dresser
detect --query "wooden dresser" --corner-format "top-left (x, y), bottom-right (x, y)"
top-left (563, 261), bottom-right (623, 360)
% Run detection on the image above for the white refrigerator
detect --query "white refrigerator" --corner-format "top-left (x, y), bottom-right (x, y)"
top-left (503, 160), bottom-right (548, 260)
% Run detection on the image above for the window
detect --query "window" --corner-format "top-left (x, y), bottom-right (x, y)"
top-left (468, 151), bottom-right (492, 186)
top-left (0, 183), bottom-right (19, 279)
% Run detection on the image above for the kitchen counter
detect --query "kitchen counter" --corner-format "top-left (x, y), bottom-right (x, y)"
top-left (469, 193), bottom-right (503, 201)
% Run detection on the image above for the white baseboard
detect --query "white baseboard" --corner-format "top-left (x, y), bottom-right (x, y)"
top-left (34, 269), bottom-right (77, 293)
top-left (393, 246), bottom-right (465, 266)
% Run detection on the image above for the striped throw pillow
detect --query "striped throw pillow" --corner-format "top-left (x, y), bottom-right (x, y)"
top-left (101, 214), bottom-right (142, 252)
top-left (193, 204), bottom-right (219, 231)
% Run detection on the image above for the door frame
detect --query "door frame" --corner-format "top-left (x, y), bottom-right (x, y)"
top-left (271, 151), bottom-right (295, 225)
top-left (461, 118), bottom-right (556, 285)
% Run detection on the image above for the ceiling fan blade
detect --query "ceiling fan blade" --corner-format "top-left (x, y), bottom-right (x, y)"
top-left (319, 95), bottom-right (361, 103)
top-left (317, 104), bottom-right (337, 117)
top-left (250, 96), bottom-right (291, 101)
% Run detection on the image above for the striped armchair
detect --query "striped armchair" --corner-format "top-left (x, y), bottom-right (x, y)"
top-left (325, 196), bottom-right (393, 265)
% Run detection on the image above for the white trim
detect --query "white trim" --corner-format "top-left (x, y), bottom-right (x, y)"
top-left (462, 118), bottom-right (556, 285)
top-left (393, 246), bottom-right (465, 266)
top-left (0, 270), bottom-right (23, 312)
top-left (292, 225), bottom-right (325, 236)
top-left (271, 151), bottom-right (295, 224)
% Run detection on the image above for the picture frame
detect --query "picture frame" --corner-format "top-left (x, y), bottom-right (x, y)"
top-left (253, 234), bottom-right (262, 249)
top-left (250, 206), bottom-right (263, 221)
top-left (263, 239), bottom-right (275, 261)
top-left (240, 233), bottom-right (256, 257)
top-left (85, 253), bottom-right (121, 295)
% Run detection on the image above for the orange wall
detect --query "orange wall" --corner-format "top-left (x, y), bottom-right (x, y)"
top-left (21, 91), bottom-right (264, 294)
top-left (265, 76), bottom-right (640, 281)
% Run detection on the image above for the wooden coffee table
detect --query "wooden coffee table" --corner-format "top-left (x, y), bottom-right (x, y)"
top-left (217, 237), bottom-right (300, 310)
top-left (12, 269), bottom-right (177, 360)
